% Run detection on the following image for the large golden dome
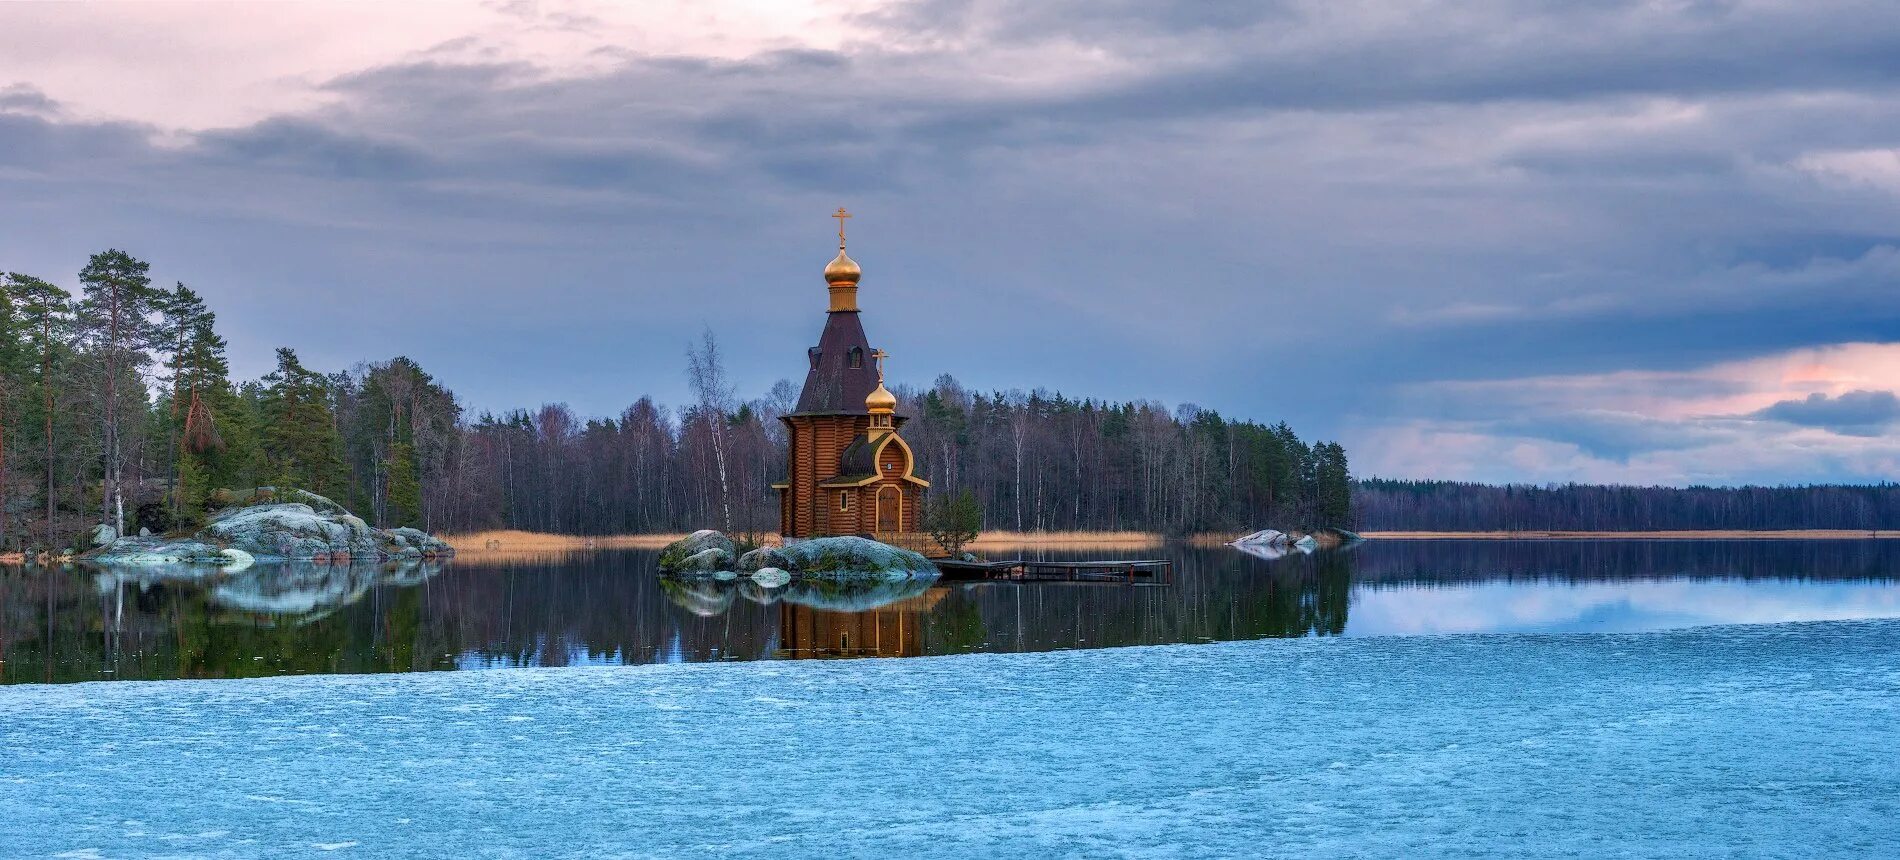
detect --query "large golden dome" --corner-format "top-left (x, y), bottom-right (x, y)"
top-left (824, 247), bottom-right (861, 284)
top-left (865, 382), bottom-right (897, 413)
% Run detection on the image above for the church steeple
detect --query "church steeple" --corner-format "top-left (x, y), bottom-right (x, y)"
top-left (794, 208), bottom-right (881, 414)
top-left (824, 206), bottom-right (862, 312)
top-left (778, 210), bottom-right (928, 541)
top-left (866, 349), bottom-right (897, 435)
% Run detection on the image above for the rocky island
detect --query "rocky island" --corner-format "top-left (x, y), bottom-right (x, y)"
top-left (656, 529), bottom-right (936, 582)
top-left (83, 487), bottom-right (454, 569)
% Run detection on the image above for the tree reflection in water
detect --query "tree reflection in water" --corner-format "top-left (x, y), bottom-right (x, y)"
top-left (5, 539), bottom-right (1897, 683)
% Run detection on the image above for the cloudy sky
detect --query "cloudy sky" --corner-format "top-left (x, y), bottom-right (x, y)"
top-left (2, 0), bottom-right (1896, 486)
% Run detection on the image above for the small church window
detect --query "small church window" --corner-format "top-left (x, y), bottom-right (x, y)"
top-left (839, 491), bottom-right (851, 512)
top-left (849, 347), bottom-right (863, 368)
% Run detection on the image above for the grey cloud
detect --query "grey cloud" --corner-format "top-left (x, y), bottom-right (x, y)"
top-left (194, 119), bottom-right (437, 182)
top-left (4, 0), bottom-right (1900, 479)
top-left (1753, 390), bottom-right (1900, 435)
top-left (1489, 412), bottom-right (1740, 461)
top-left (0, 83), bottom-right (57, 114)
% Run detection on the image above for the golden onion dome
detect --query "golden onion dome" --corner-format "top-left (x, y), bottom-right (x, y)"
top-left (824, 247), bottom-right (861, 284)
top-left (865, 382), bottom-right (897, 413)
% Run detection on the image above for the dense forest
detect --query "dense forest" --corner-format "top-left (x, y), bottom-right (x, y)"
top-left (1354, 479), bottom-right (1900, 531)
top-left (7, 250), bottom-right (1889, 549)
top-left (0, 251), bottom-right (1351, 549)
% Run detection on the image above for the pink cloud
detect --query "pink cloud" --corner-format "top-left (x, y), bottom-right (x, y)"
top-left (1349, 342), bottom-right (1900, 485)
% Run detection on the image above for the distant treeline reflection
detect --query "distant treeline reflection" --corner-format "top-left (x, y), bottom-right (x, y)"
top-left (10, 540), bottom-right (1900, 684)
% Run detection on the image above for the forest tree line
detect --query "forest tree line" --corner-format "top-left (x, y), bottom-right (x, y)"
top-left (1353, 479), bottom-right (1900, 531)
top-left (14, 250), bottom-right (1882, 547)
top-left (0, 251), bottom-right (1351, 549)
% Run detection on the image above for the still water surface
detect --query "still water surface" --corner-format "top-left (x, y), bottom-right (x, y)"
top-left (5, 539), bottom-right (1899, 684)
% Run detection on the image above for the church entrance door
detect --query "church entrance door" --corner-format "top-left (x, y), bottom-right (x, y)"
top-left (877, 486), bottom-right (901, 534)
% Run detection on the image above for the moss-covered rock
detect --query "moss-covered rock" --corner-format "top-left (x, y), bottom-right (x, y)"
top-left (658, 530), bottom-right (738, 572)
top-left (780, 536), bottom-right (934, 577)
top-left (735, 545), bottom-right (793, 572)
top-left (750, 567), bottom-right (791, 587)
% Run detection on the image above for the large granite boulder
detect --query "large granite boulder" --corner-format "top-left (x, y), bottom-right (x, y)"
top-left (384, 527), bottom-right (455, 559)
top-left (779, 536), bottom-right (934, 577)
top-left (658, 530), bottom-right (738, 573)
top-left (659, 531), bottom-right (933, 580)
top-left (85, 537), bottom-right (251, 569)
top-left (735, 545), bottom-right (793, 573)
top-left (81, 488), bottom-right (454, 566)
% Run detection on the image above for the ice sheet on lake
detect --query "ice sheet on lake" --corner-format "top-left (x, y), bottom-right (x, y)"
top-left (3, 621), bottom-right (1899, 858)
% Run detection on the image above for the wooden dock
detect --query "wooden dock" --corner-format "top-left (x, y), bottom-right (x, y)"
top-left (934, 558), bottom-right (1174, 585)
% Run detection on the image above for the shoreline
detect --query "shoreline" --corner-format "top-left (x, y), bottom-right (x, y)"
top-left (442, 528), bottom-right (1900, 556)
top-left (442, 529), bottom-right (1170, 556)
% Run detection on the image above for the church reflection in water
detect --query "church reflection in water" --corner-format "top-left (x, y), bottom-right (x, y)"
top-left (777, 588), bottom-right (947, 659)
top-left (13, 539), bottom-right (1899, 683)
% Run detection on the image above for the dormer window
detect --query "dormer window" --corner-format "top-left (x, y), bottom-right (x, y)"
top-left (809, 348), bottom-right (821, 371)
top-left (849, 347), bottom-right (863, 369)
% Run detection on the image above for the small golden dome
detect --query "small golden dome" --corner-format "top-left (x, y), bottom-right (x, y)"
top-left (865, 382), bottom-right (897, 413)
top-left (824, 248), bottom-right (861, 284)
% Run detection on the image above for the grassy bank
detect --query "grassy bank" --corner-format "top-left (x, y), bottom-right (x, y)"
top-left (445, 529), bottom-right (1168, 556)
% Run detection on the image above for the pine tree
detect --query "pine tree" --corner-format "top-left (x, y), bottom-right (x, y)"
top-left (76, 250), bottom-right (159, 536)
top-left (384, 439), bottom-right (422, 528)
top-left (5, 273), bottom-right (73, 549)
top-left (154, 284), bottom-right (227, 520)
top-left (258, 348), bottom-right (348, 499)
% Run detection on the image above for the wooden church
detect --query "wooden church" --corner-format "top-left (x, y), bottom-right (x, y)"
top-left (773, 210), bottom-right (930, 540)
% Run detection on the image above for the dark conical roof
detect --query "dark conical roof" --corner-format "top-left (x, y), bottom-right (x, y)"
top-left (793, 310), bottom-right (879, 414)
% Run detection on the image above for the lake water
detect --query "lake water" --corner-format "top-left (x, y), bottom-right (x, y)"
top-left (5, 539), bottom-right (1900, 683)
top-left (4, 540), bottom-right (1898, 857)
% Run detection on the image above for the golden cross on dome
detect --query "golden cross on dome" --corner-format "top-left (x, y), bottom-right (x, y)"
top-left (832, 207), bottom-right (852, 247)
top-left (872, 348), bottom-right (887, 383)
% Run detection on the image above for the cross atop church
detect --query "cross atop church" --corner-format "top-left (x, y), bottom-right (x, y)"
top-left (833, 207), bottom-right (852, 247)
top-left (872, 348), bottom-right (887, 383)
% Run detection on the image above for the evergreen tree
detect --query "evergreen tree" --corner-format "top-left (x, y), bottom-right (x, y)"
top-left (258, 348), bottom-right (347, 499)
top-left (5, 273), bottom-right (74, 549)
top-left (383, 439), bottom-right (422, 528)
top-left (76, 249), bottom-right (160, 535)
top-left (1314, 442), bottom-right (1352, 527)
top-left (154, 284), bottom-right (228, 519)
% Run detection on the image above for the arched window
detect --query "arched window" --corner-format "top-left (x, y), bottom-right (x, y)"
top-left (849, 347), bottom-right (863, 369)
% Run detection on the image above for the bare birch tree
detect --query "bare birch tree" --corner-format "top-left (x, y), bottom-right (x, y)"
top-left (685, 329), bottom-right (735, 532)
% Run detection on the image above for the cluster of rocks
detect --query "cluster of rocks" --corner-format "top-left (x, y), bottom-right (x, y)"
top-left (657, 529), bottom-right (936, 583)
top-left (1228, 527), bottom-right (1362, 561)
top-left (83, 488), bottom-right (454, 569)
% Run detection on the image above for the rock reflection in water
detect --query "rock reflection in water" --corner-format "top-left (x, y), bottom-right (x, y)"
top-left (209, 561), bottom-right (446, 622)
top-left (8, 539), bottom-right (1900, 683)
top-left (661, 574), bottom-right (935, 616)
top-left (92, 560), bottom-right (447, 625)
